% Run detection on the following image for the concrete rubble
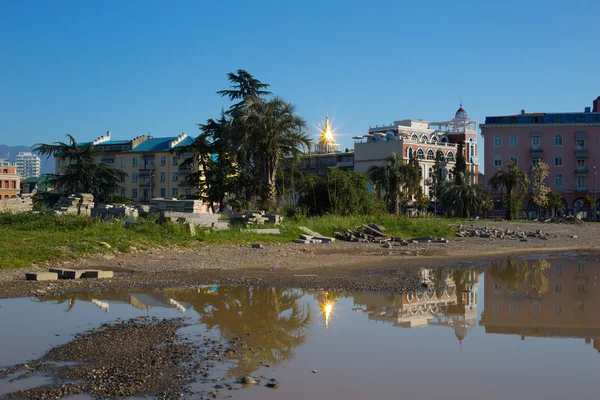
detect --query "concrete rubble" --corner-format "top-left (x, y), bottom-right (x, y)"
top-left (27, 268), bottom-right (114, 281)
top-left (54, 193), bottom-right (95, 215)
top-left (292, 226), bottom-right (335, 244)
top-left (334, 223), bottom-right (448, 245)
top-left (535, 215), bottom-right (584, 225)
top-left (229, 210), bottom-right (283, 227)
top-left (455, 224), bottom-right (548, 240)
top-left (91, 203), bottom-right (139, 219)
top-left (0, 194), bottom-right (34, 213)
top-left (159, 211), bottom-right (223, 228)
top-left (149, 198), bottom-right (211, 214)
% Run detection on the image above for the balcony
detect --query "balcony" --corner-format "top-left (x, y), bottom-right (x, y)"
top-left (575, 146), bottom-right (589, 157)
top-left (575, 185), bottom-right (588, 192)
top-left (138, 177), bottom-right (155, 187)
top-left (336, 161), bottom-right (354, 168)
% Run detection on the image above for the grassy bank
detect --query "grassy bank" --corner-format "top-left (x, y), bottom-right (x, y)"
top-left (0, 212), bottom-right (457, 269)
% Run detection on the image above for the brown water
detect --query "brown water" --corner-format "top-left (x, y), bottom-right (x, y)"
top-left (1, 254), bottom-right (600, 399)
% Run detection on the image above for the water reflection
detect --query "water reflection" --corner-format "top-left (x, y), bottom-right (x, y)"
top-left (481, 257), bottom-right (600, 353)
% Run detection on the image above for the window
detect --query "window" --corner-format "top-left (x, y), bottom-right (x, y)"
top-left (160, 156), bottom-right (166, 166)
top-left (172, 157), bottom-right (179, 166)
top-left (509, 134), bottom-right (518, 147)
top-left (132, 157), bottom-right (138, 167)
top-left (554, 116), bottom-right (562, 123)
top-left (120, 188), bottom-right (126, 197)
top-left (577, 176), bottom-right (586, 189)
top-left (555, 304), bottom-right (563, 317)
top-left (437, 150), bottom-right (445, 161)
top-left (554, 134), bottom-right (563, 146)
top-left (532, 302), bottom-right (540, 314)
top-left (426, 149), bottom-right (435, 160)
top-left (172, 188), bottom-right (179, 197)
top-left (554, 156), bottom-right (562, 167)
top-left (576, 139), bottom-right (586, 149)
top-left (532, 158), bottom-right (540, 168)
top-left (509, 303), bottom-right (518, 316)
top-left (577, 263), bottom-right (585, 274)
top-left (160, 172), bottom-right (166, 182)
top-left (577, 283), bottom-right (586, 294)
top-left (577, 159), bottom-right (586, 167)
top-left (494, 155), bottom-right (502, 168)
top-left (509, 154), bottom-right (518, 165)
top-left (132, 173), bottom-right (138, 182)
top-left (555, 284), bottom-right (563, 295)
top-left (407, 147), bottom-right (413, 159)
top-left (446, 151), bottom-right (455, 162)
top-left (555, 264), bottom-right (563, 276)
top-left (418, 167), bottom-right (422, 179)
top-left (554, 174), bottom-right (563, 186)
top-left (531, 136), bottom-right (541, 148)
top-left (160, 188), bottom-right (166, 197)
top-left (132, 189), bottom-right (138, 198)
top-left (172, 172), bottom-right (178, 182)
top-left (416, 149), bottom-right (424, 159)
top-left (494, 135), bottom-right (502, 147)
top-left (494, 303), bottom-right (502, 315)
top-left (185, 189), bottom-right (191, 197)
top-left (120, 157), bottom-right (125, 167)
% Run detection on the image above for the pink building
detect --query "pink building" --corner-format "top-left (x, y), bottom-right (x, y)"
top-left (481, 96), bottom-right (600, 218)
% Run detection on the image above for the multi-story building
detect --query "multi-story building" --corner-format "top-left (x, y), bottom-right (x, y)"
top-left (354, 105), bottom-right (479, 198)
top-left (480, 258), bottom-right (600, 353)
top-left (0, 160), bottom-right (21, 199)
top-left (481, 96), bottom-right (600, 217)
top-left (16, 152), bottom-right (41, 179)
top-left (55, 132), bottom-right (197, 203)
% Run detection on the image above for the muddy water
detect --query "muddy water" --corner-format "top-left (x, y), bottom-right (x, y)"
top-left (1, 255), bottom-right (600, 399)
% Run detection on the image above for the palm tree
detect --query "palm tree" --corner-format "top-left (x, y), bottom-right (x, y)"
top-left (33, 135), bottom-right (127, 203)
top-left (240, 96), bottom-right (311, 209)
top-left (489, 160), bottom-right (529, 220)
top-left (367, 153), bottom-right (419, 215)
top-left (438, 176), bottom-right (490, 218)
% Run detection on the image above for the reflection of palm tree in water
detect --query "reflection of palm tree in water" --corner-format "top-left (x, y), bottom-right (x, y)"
top-left (171, 287), bottom-right (312, 377)
top-left (489, 259), bottom-right (550, 296)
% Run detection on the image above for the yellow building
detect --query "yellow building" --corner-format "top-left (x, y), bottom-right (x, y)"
top-left (55, 132), bottom-right (198, 202)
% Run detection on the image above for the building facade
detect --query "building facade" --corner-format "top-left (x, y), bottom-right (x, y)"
top-left (0, 160), bottom-right (21, 199)
top-left (55, 132), bottom-right (197, 203)
top-left (481, 96), bottom-right (600, 217)
top-left (16, 152), bottom-right (41, 179)
top-left (354, 105), bottom-right (479, 198)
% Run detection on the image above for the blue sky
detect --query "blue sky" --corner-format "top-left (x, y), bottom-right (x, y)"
top-left (1, 0), bottom-right (599, 161)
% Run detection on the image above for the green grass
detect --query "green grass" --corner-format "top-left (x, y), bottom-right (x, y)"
top-left (0, 212), bottom-right (457, 269)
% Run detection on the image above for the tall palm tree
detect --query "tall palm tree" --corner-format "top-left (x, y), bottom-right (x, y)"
top-left (438, 176), bottom-right (490, 218)
top-left (240, 96), bottom-right (311, 209)
top-left (367, 153), bottom-right (418, 215)
top-left (33, 135), bottom-right (127, 202)
top-left (489, 160), bottom-right (529, 220)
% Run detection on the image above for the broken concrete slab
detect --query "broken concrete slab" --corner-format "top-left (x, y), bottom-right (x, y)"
top-left (251, 243), bottom-right (264, 249)
top-left (292, 239), bottom-right (310, 244)
top-left (299, 233), bottom-right (313, 240)
top-left (62, 269), bottom-right (88, 279)
top-left (26, 272), bottom-right (58, 281)
top-left (298, 227), bottom-right (323, 237)
top-left (246, 229), bottom-right (281, 235)
top-left (313, 236), bottom-right (335, 243)
top-left (82, 270), bottom-right (114, 279)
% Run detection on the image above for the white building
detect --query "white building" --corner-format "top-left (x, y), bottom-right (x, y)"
top-left (16, 152), bottom-right (41, 179)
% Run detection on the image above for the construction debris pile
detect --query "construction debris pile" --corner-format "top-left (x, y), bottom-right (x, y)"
top-left (334, 223), bottom-right (447, 245)
top-left (91, 203), bottom-right (139, 219)
top-left (54, 193), bottom-right (94, 216)
top-left (292, 227), bottom-right (336, 244)
top-left (456, 224), bottom-right (548, 240)
top-left (229, 211), bottom-right (283, 227)
top-left (535, 215), bottom-right (584, 225)
top-left (0, 194), bottom-right (33, 213)
top-left (149, 198), bottom-right (211, 214)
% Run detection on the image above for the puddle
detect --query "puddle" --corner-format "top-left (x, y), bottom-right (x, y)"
top-left (1, 255), bottom-right (600, 399)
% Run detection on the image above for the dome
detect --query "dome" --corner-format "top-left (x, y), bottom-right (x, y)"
top-left (455, 105), bottom-right (467, 119)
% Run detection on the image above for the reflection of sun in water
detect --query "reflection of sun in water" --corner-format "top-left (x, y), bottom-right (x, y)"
top-left (320, 301), bottom-right (335, 329)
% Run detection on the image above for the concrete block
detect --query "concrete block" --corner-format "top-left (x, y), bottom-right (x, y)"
top-left (82, 270), bottom-right (114, 279)
top-left (247, 229), bottom-right (280, 235)
top-left (49, 268), bottom-right (77, 279)
top-left (292, 239), bottom-right (310, 244)
top-left (62, 269), bottom-right (88, 279)
top-left (26, 272), bottom-right (58, 281)
top-left (251, 243), bottom-right (263, 249)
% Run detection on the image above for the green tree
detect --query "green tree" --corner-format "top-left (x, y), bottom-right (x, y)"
top-left (454, 141), bottom-right (467, 185)
top-left (438, 178), bottom-right (491, 218)
top-left (531, 161), bottom-right (550, 217)
top-left (367, 153), bottom-right (418, 215)
top-left (414, 187), bottom-right (430, 214)
top-left (33, 135), bottom-right (127, 204)
top-left (217, 69), bottom-right (272, 113)
top-left (546, 191), bottom-right (565, 216)
top-left (240, 96), bottom-right (311, 209)
top-left (432, 150), bottom-right (444, 198)
top-left (489, 160), bottom-right (529, 220)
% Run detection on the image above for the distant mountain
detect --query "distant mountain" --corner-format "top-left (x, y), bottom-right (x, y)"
top-left (0, 144), bottom-right (55, 174)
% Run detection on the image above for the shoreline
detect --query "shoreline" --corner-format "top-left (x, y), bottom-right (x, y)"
top-left (1, 219), bottom-right (597, 299)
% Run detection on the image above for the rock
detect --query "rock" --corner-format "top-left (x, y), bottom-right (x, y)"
top-left (61, 269), bottom-right (88, 279)
top-left (98, 241), bottom-right (112, 249)
top-left (312, 370), bottom-right (317, 373)
top-left (265, 381), bottom-right (279, 389)
top-left (240, 376), bottom-right (257, 385)
top-left (251, 244), bottom-right (264, 249)
top-left (186, 222), bottom-right (196, 237)
top-left (572, 235), bottom-right (578, 238)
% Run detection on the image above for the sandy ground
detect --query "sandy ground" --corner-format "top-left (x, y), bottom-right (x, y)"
top-left (0, 220), bottom-right (598, 299)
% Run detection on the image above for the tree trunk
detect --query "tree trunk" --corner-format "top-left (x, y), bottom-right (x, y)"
top-left (506, 188), bottom-right (513, 221)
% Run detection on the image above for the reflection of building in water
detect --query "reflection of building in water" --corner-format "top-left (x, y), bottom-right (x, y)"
top-left (353, 268), bottom-right (479, 345)
top-left (480, 259), bottom-right (600, 353)
top-left (128, 294), bottom-right (191, 312)
top-left (91, 299), bottom-right (109, 312)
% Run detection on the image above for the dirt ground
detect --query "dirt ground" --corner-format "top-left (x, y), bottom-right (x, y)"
top-left (0, 220), bottom-right (598, 299)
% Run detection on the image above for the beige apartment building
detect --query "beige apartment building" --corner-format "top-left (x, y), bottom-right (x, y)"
top-left (55, 132), bottom-right (198, 202)
top-left (0, 160), bottom-right (21, 199)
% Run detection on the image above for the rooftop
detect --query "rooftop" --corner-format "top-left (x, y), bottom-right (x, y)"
top-left (130, 136), bottom-right (194, 152)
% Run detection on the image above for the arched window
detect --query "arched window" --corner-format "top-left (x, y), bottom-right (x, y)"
top-left (441, 136), bottom-right (449, 143)
top-left (437, 150), bottom-right (445, 161)
top-left (470, 138), bottom-right (475, 157)
top-left (416, 148), bottom-right (424, 159)
top-left (431, 136), bottom-right (438, 142)
top-left (412, 133), bottom-right (419, 141)
top-left (447, 151), bottom-right (455, 162)
top-left (418, 167), bottom-right (422, 179)
top-left (407, 147), bottom-right (414, 159)
top-left (554, 134), bottom-right (563, 146)
top-left (426, 149), bottom-right (435, 160)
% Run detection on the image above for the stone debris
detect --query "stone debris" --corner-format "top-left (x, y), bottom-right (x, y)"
top-left (25, 272), bottom-right (58, 281)
top-left (82, 270), bottom-right (114, 279)
top-left (251, 243), bottom-right (264, 249)
top-left (536, 215), bottom-right (584, 225)
top-left (246, 228), bottom-right (281, 235)
top-left (91, 203), bottom-right (139, 219)
top-left (455, 224), bottom-right (548, 240)
top-left (54, 193), bottom-right (94, 215)
top-left (229, 211), bottom-right (283, 227)
top-left (149, 198), bottom-right (211, 214)
top-left (334, 223), bottom-right (447, 245)
top-left (0, 194), bottom-right (34, 213)
top-left (159, 211), bottom-right (221, 228)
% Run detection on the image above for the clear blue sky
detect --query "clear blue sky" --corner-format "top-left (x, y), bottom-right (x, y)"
top-left (1, 0), bottom-right (599, 159)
